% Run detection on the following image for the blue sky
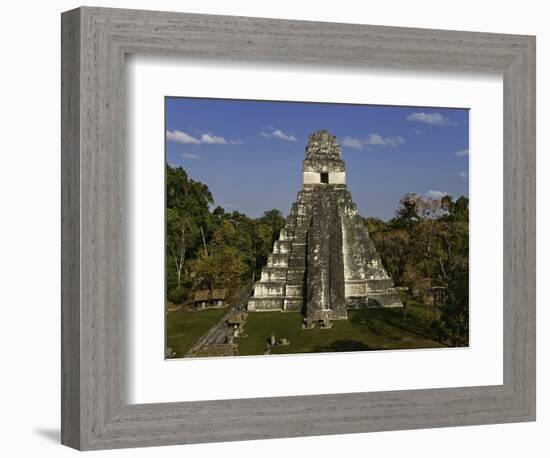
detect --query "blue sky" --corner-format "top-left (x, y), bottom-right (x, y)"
top-left (166, 97), bottom-right (469, 221)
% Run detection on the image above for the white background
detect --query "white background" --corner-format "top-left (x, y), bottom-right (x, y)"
top-left (0, 0), bottom-right (546, 457)
top-left (129, 58), bottom-right (503, 403)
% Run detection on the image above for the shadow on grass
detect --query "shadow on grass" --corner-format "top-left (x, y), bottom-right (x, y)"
top-left (313, 339), bottom-right (372, 353)
top-left (349, 307), bottom-right (446, 344)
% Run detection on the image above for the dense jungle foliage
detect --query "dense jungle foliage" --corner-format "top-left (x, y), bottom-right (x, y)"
top-left (166, 165), bottom-right (469, 346)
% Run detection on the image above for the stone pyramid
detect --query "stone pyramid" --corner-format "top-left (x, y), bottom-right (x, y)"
top-left (248, 130), bottom-right (402, 328)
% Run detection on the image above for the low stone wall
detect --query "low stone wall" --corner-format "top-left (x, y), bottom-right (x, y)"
top-left (346, 291), bottom-right (403, 308)
top-left (247, 297), bottom-right (284, 311)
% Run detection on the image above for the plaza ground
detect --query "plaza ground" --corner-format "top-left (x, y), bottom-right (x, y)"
top-left (166, 302), bottom-right (447, 358)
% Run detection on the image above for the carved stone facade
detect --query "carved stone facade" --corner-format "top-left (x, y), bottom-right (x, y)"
top-left (247, 130), bottom-right (402, 327)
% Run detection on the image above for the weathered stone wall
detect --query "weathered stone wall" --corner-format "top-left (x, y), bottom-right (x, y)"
top-left (303, 171), bottom-right (346, 185)
top-left (328, 171), bottom-right (346, 184)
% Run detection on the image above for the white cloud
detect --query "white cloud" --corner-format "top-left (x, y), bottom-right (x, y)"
top-left (365, 133), bottom-right (386, 145)
top-left (406, 112), bottom-right (454, 126)
top-left (342, 136), bottom-right (362, 149)
top-left (456, 149), bottom-right (469, 156)
top-left (201, 132), bottom-right (227, 144)
top-left (181, 152), bottom-right (200, 160)
top-left (272, 129), bottom-right (298, 142)
top-left (425, 190), bottom-right (449, 200)
top-left (167, 129), bottom-right (242, 145)
top-left (458, 171), bottom-right (468, 178)
top-left (367, 134), bottom-right (404, 147)
top-left (342, 133), bottom-right (404, 149)
top-left (389, 136), bottom-right (405, 146)
top-left (261, 128), bottom-right (298, 142)
top-left (166, 130), bottom-right (200, 144)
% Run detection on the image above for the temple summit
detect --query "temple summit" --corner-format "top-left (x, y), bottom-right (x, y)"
top-left (247, 130), bottom-right (402, 329)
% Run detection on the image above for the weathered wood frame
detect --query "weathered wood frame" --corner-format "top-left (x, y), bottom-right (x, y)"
top-left (61, 6), bottom-right (536, 450)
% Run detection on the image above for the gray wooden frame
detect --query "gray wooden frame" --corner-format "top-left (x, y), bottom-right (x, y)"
top-left (61, 6), bottom-right (536, 451)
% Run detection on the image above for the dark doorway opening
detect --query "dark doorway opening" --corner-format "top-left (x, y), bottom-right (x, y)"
top-left (320, 172), bottom-right (329, 184)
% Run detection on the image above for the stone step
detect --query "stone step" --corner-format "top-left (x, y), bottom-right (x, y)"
top-left (288, 255), bottom-right (306, 268)
top-left (295, 203), bottom-right (310, 216)
top-left (267, 253), bottom-right (289, 267)
top-left (273, 240), bottom-right (291, 254)
top-left (253, 281), bottom-right (286, 297)
top-left (278, 229), bottom-right (294, 241)
top-left (283, 299), bottom-right (303, 311)
top-left (286, 268), bottom-right (306, 282)
top-left (344, 281), bottom-right (367, 297)
top-left (260, 267), bottom-right (287, 282)
top-left (288, 242), bottom-right (306, 254)
top-left (365, 278), bottom-right (394, 291)
top-left (294, 214), bottom-right (311, 224)
top-left (283, 220), bottom-right (296, 229)
top-left (345, 292), bottom-right (402, 308)
top-left (247, 297), bottom-right (284, 311)
top-left (285, 284), bottom-right (304, 297)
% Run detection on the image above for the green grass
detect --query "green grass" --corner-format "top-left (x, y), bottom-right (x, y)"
top-left (166, 307), bottom-right (229, 357)
top-left (236, 302), bottom-right (446, 356)
top-left (166, 302), bottom-right (449, 359)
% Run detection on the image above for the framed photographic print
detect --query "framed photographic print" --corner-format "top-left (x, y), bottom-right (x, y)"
top-left (61, 6), bottom-right (536, 450)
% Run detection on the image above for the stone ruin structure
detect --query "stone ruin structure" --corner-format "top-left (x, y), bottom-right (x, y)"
top-left (247, 129), bottom-right (402, 328)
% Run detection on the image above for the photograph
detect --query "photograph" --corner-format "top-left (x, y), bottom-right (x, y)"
top-left (165, 97), bottom-right (470, 358)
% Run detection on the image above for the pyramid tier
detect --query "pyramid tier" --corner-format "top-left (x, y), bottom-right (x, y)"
top-left (248, 187), bottom-right (402, 313)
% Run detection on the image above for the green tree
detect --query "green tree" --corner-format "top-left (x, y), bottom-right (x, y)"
top-left (365, 218), bottom-right (410, 286)
top-left (165, 166), bottom-right (213, 303)
top-left (258, 209), bottom-right (286, 243)
top-left (166, 209), bottom-right (194, 290)
top-left (370, 193), bottom-right (470, 346)
top-left (191, 246), bottom-right (245, 292)
top-left (166, 166), bottom-right (212, 224)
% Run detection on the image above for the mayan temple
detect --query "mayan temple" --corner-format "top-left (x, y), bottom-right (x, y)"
top-left (248, 130), bottom-right (402, 329)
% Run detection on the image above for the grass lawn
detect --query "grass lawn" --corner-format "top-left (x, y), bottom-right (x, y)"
top-left (236, 302), bottom-right (446, 356)
top-left (166, 307), bottom-right (229, 358)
